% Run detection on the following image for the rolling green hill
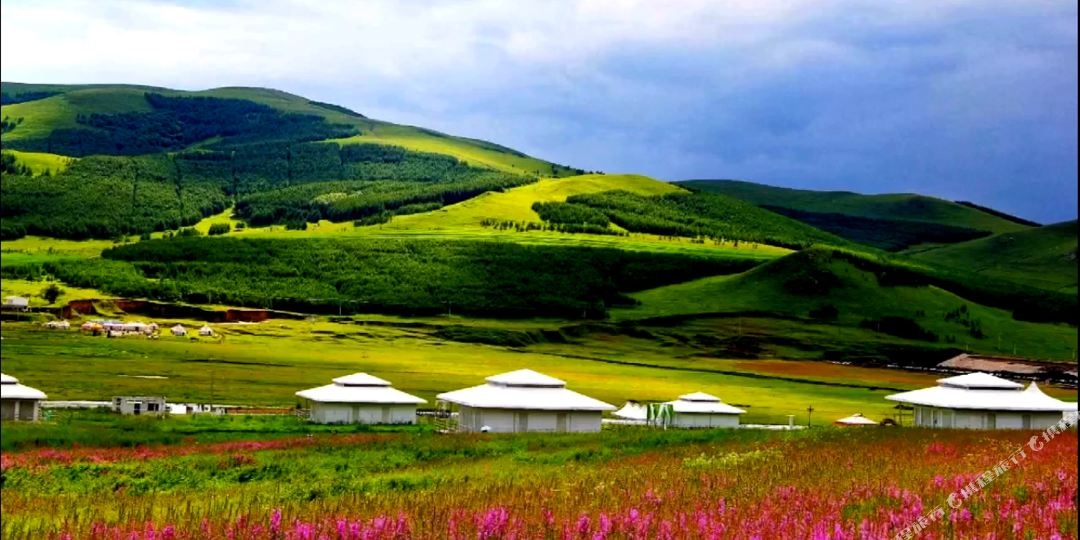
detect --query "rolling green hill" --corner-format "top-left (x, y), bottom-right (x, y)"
top-left (611, 248), bottom-right (1077, 361)
top-left (680, 179), bottom-right (1033, 251)
top-left (907, 220), bottom-right (1078, 294)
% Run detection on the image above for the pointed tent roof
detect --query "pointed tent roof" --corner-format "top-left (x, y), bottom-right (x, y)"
top-left (438, 369), bottom-right (615, 411)
top-left (886, 372), bottom-right (1074, 412)
top-left (938, 372), bottom-right (1023, 390)
top-left (296, 372), bottom-right (426, 404)
top-left (0, 373), bottom-right (48, 400)
top-left (835, 413), bottom-right (878, 426)
top-left (667, 391), bottom-right (745, 415)
top-left (613, 401), bottom-right (648, 421)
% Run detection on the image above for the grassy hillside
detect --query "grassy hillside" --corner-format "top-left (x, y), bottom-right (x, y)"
top-left (1, 82), bottom-right (578, 176)
top-left (612, 248), bottom-right (1078, 361)
top-left (382, 174), bottom-right (680, 230)
top-left (680, 179), bottom-right (1031, 250)
top-left (907, 220), bottom-right (1078, 293)
top-left (1, 150), bottom-right (73, 175)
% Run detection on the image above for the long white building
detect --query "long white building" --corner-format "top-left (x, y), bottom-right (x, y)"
top-left (886, 372), bottom-right (1076, 429)
top-left (1, 373), bottom-right (47, 422)
top-left (437, 369), bottom-right (615, 433)
top-left (296, 373), bottom-right (426, 424)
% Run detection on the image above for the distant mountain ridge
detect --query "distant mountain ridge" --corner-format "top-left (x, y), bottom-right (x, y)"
top-left (678, 179), bottom-right (1033, 251)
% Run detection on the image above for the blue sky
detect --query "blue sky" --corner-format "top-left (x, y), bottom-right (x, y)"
top-left (2, 0), bottom-right (1076, 222)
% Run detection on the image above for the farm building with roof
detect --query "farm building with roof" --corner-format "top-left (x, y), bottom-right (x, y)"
top-left (296, 373), bottom-right (426, 424)
top-left (1, 373), bottom-right (47, 422)
top-left (886, 372), bottom-right (1077, 429)
top-left (437, 369), bottom-right (615, 433)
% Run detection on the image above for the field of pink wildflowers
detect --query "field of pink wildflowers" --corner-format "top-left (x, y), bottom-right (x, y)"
top-left (1, 427), bottom-right (1075, 539)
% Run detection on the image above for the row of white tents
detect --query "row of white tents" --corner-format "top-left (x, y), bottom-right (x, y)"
top-left (68, 320), bottom-right (215, 337)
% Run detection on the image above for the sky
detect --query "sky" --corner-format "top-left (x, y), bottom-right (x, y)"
top-left (1, 0), bottom-right (1077, 222)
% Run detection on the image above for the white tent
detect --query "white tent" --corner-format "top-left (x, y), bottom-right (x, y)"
top-left (44, 320), bottom-right (70, 330)
top-left (834, 413), bottom-right (878, 426)
top-left (613, 401), bottom-right (648, 422)
top-left (171, 324), bottom-right (187, 336)
top-left (665, 392), bottom-right (745, 428)
top-left (1, 373), bottom-right (47, 422)
top-left (198, 325), bottom-right (213, 336)
top-left (437, 369), bottom-right (615, 433)
top-left (886, 372), bottom-right (1076, 429)
top-left (296, 373), bottom-right (426, 424)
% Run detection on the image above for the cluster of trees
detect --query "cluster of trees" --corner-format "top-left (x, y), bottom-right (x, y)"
top-left (759, 206), bottom-right (991, 251)
top-left (1, 116), bottom-right (22, 134)
top-left (0, 90), bottom-right (59, 105)
top-left (4, 93), bottom-right (357, 156)
top-left (480, 218), bottom-right (624, 236)
top-left (565, 191), bottom-right (844, 249)
top-left (26, 237), bottom-right (758, 318)
top-left (859, 316), bottom-right (940, 342)
top-left (2, 155), bottom-right (229, 240)
top-left (0, 152), bottom-right (30, 176)
top-left (531, 201), bottom-right (610, 227)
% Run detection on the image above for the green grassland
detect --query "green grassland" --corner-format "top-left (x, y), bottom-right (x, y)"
top-left (0, 319), bottom-right (961, 426)
top-left (1, 149), bottom-right (73, 175)
top-left (906, 220), bottom-right (1078, 294)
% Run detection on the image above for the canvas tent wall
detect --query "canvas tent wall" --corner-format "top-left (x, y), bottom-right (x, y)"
top-left (1, 373), bottom-right (47, 422)
top-left (296, 373), bottom-right (426, 425)
top-left (665, 392), bottom-right (745, 428)
top-left (437, 369), bottom-right (615, 433)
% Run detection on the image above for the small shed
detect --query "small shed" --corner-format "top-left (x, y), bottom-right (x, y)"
top-left (886, 372), bottom-right (1076, 429)
top-left (2, 296), bottom-right (29, 312)
top-left (666, 392), bottom-right (745, 428)
top-left (437, 369), bottom-right (615, 433)
top-left (296, 373), bottom-right (426, 424)
top-left (834, 413), bottom-right (878, 427)
top-left (44, 320), bottom-right (71, 330)
top-left (171, 324), bottom-right (187, 336)
top-left (198, 325), bottom-right (213, 336)
top-left (1, 373), bottom-right (47, 422)
top-left (113, 396), bottom-right (168, 416)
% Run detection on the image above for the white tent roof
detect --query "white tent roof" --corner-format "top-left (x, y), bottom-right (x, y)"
top-left (835, 413), bottom-right (878, 425)
top-left (937, 372), bottom-right (1023, 389)
top-left (0, 373), bottom-right (48, 400)
top-left (171, 324), bottom-right (186, 331)
top-left (666, 391), bottom-right (745, 415)
top-left (886, 374), bottom-right (1074, 412)
top-left (296, 373), bottom-right (426, 404)
top-left (613, 402), bottom-right (648, 421)
top-left (438, 369), bottom-right (615, 411)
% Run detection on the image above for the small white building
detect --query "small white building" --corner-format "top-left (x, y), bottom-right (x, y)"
top-left (2, 296), bottom-right (29, 312)
top-left (834, 413), bottom-right (878, 427)
top-left (113, 396), bottom-right (168, 416)
top-left (666, 392), bottom-right (745, 428)
top-left (198, 325), bottom-right (214, 336)
top-left (886, 372), bottom-right (1076, 429)
top-left (171, 324), bottom-right (187, 336)
top-left (1, 373), bottom-right (47, 422)
top-left (437, 369), bottom-right (615, 433)
top-left (296, 373), bottom-right (426, 425)
top-left (44, 320), bottom-right (71, 330)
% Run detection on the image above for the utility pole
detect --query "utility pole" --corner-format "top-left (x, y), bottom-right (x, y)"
top-left (806, 405), bottom-right (814, 427)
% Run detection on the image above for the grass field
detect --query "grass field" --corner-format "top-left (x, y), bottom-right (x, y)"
top-left (2, 149), bottom-right (73, 175)
top-left (0, 319), bottom-right (962, 426)
top-left (906, 220), bottom-right (1078, 294)
top-left (0, 278), bottom-right (105, 308)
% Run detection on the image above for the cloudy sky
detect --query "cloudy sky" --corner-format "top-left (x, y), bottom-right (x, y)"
top-left (2, 0), bottom-right (1076, 222)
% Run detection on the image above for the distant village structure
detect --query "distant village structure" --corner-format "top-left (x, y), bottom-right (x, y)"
top-left (112, 396), bottom-right (168, 416)
top-left (886, 372), bottom-right (1077, 429)
top-left (2, 296), bottom-right (29, 312)
top-left (296, 373), bottom-right (426, 424)
top-left (665, 392), bottom-right (745, 428)
top-left (834, 413), bottom-right (878, 427)
top-left (171, 324), bottom-right (187, 336)
top-left (437, 369), bottom-right (615, 433)
top-left (1, 373), bottom-right (47, 422)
